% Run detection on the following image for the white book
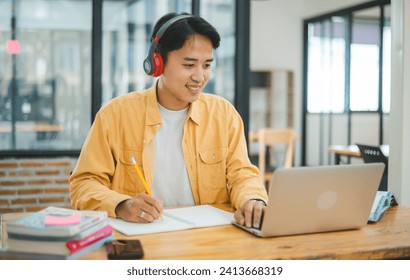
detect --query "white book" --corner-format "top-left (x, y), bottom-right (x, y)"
top-left (108, 205), bottom-right (234, 236)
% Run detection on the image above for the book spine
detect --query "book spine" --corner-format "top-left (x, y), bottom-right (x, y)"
top-left (67, 235), bottom-right (114, 260)
top-left (66, 225), bottom-right (112, 254)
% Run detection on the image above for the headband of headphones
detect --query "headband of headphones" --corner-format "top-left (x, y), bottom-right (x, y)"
top-left (143, 14), bottom-right (193, 76)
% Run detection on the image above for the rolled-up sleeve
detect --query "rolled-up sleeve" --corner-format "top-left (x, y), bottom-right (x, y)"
top-left (69, 111), bottom-right (131, 217)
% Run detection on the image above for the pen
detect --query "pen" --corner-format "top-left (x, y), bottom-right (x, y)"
top-left (130, 156), bottom-right (151, 195)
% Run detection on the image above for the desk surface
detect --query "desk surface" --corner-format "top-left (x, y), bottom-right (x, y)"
top-left (2, 204), bottom-right (410, 260)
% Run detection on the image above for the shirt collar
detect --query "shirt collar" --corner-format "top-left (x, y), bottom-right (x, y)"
top-left (187, 96), bottom-right (201, 126)
top-left (146, 80), bottom-right (201, 126)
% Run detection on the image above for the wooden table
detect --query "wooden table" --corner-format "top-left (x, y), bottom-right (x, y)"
top-left (2, 204), bottom-right (410, 260)
top-left (329, 144), bottom-right (389, 164)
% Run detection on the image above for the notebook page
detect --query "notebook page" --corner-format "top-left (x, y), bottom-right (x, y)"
top-left (108, 215), bottom-right (192, 236)
top-left (164, 205), bottom-right (234, 228)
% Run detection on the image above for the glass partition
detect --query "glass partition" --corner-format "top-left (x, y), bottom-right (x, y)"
top-left (350, 7), bottom-right (381, 111)
top-left (303, 2), bottom-right (391, 166)
top-left (307, 17), bottom-right (347, 113)
top-left (0, 0), bottom-right (243, 156)
top-left (0, 0), bottom-right (92, 150)
top-left (382, 5), bottom-right (391, 114)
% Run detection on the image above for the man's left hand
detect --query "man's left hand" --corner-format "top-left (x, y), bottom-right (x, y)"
top-left (234, 199), bottom-right (266, 228)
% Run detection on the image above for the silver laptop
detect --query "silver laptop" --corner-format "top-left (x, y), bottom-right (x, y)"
top-left (233, 163), bottom-right (385, 237)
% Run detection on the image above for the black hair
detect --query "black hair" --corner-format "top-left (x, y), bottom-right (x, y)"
top-left (151, 12), bottom-right (221, 63)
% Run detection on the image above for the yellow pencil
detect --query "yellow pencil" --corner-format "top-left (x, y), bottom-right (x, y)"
top-left (130, 156), bottom-right (151, 196)
top-left (130, 156), bottom-right (162, 219)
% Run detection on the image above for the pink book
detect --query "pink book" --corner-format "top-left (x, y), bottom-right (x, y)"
top-left (66, 225), bottom-right (113, 254)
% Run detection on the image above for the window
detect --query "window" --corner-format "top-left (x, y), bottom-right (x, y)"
top-left (302, 1), bottom-right (391, 166)
top-left (0, 0), bottom-right (92, 151)
top-left (306, 5), bottom-right (391, 114)
top-left (350, 8), bottom-right (381, 111)
top-left (0, 0), bottom-right (244, 157)
top-left (382, 5), bottom-right (391, 114)
top-left (307, 18), bottom-right (346, 113)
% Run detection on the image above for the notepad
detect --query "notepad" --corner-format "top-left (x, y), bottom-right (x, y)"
top-left (108, 205), bottom-right (233, 236)
top-left (7, 40), bottom-right (21, 54)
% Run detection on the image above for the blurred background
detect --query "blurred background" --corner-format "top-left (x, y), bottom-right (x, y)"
top-left (1, 0), bottom-right (409, 212)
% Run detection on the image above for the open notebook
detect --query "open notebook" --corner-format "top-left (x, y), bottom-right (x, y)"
top-left (233, 163), bottom-right (385, 237)
top-left (108, 205), bottom-right (233, 236)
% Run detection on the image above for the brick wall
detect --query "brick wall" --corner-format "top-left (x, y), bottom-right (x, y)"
top-left (0, 157), bottom-right (78, 213)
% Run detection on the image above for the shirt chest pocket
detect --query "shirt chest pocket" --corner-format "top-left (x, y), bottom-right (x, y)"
top-left (116, 149), bottom-right (145, 195)
top-left (199, 147), bottom-right (228, 190)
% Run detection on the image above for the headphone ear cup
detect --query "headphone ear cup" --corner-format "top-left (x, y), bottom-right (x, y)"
top-left (143, 56), bottom-right (153, 75)
top-left (152, 53), bottom-right (164, 77)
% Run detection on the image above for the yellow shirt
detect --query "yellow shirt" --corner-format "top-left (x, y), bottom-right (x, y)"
top-left (69, 83), bottom-right (268, 217)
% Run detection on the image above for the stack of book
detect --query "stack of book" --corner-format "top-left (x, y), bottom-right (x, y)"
top-left (2, 206), bottom-right (113, 259)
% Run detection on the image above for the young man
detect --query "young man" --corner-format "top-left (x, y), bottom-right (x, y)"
top-left (69, 13), bottom-right (268, 229)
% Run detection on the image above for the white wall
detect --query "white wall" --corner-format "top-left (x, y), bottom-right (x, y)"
top-left (251, 0), bottom-right (304, 164)
top-left (301, 0), bottom-right (370, 17)
top-left (390, 0), bottom-right (410, 206)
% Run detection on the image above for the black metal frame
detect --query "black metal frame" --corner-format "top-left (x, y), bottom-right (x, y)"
top-left (234, 0), bottom-right (250, 141)
top-left (91, 0), bottom-right (103, 124)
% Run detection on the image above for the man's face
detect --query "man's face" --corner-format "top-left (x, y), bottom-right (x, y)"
top-left (157, 35), bottom-right (214, 110)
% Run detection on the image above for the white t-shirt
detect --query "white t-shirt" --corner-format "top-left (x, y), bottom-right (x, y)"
top-left (151, 103), bottom-right (195, 207)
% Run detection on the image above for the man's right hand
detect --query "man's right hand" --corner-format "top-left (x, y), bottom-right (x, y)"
top-left (115, 193), bottom-right (164, 223)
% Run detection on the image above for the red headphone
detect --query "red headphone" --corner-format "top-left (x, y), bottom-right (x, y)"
top-left (143, 15), bottom-right (193, 77)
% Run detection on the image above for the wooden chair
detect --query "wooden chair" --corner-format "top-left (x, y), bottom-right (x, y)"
top-left (254, 128), bottom-right (296, 188)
